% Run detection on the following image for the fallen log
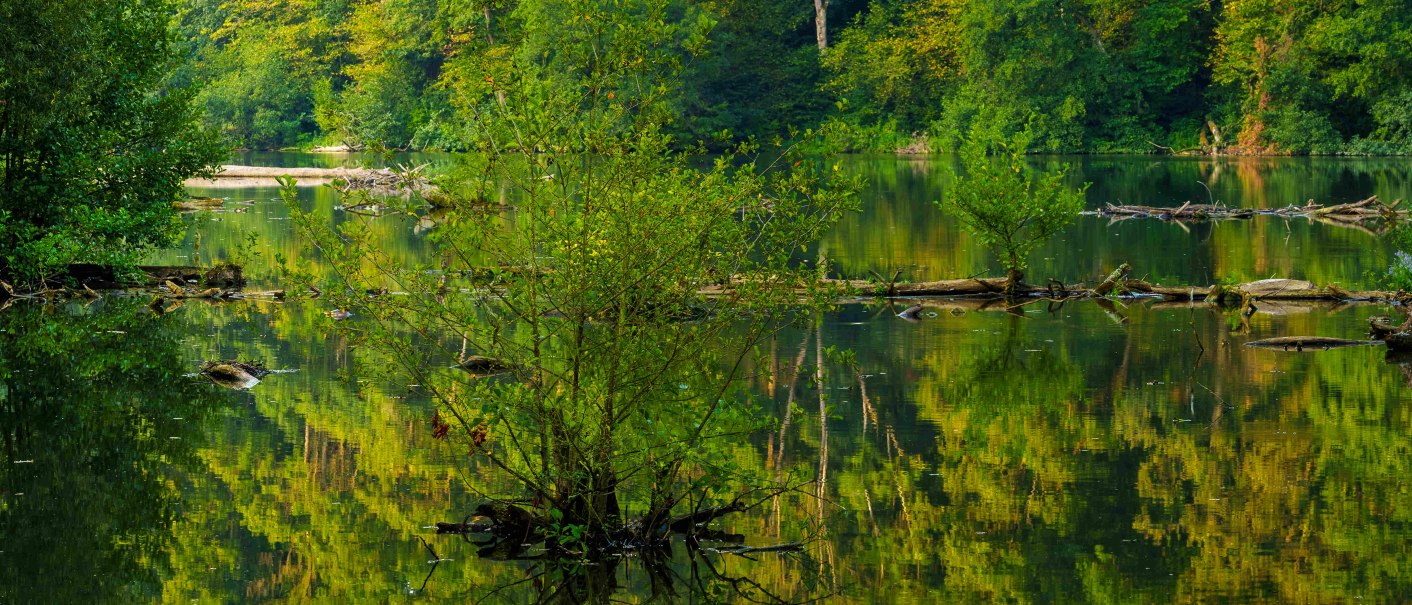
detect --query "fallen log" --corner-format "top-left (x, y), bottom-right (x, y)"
top-left (1120, 278), bottom-right (1403, 303)
top-left (434, 520), bottom-right (494, 535)
top-left (1244, 336), bottom-right (1377, 351)
top-left (456, 355), bottom-right (514, 376)
top-left (185, 164), bottom-right (403, 190)
top-left (211, 165), bottom-right (392, 179)
top-left (1387, 332), bottom-right (1412, 351)
top-left (704, 542), bottom-right (804, 555)
top-left (1369, 316), bottom-right (1408, 340)
top-left (1092, 263), bottom-right (1132, 296)
top-left (1087, 195), bottom-right (1407, 224)
top-left (173, 197), bottom-right (227, 211)
top-left (34, 263), bottom-right (246, 290)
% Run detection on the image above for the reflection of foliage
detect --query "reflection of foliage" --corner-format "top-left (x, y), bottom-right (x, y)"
top-left (0, 300), bottom-right (225, 602)
top-left (289, 0), bottom-right (854, 570)
top-left (748, 303), bottom-right (1412, 602)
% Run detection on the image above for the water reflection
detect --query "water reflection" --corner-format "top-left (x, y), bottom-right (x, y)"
top-left (3, 295), bottom-right (1410, 602)
top-left (165, 154), bottom-right (1405, 291)
top-left (0, 300), bottom-right (227, 603)
top-left (741, 300), bottom-right (1412, 602)
top-left (6, 155), bottom-right (1412, 602)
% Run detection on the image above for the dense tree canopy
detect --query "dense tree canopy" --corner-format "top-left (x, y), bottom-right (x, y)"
top-left (0, 0), bottom-right (222, 282)
top-left (174, 0), bottom-right (1412, 155)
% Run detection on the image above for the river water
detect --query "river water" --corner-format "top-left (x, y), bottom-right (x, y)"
top-left (3, 154), bottom-right (1411, 603)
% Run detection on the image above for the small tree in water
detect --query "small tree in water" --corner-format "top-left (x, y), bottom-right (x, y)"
top-left (289, 0), bottom-right (855, 566)
top-left (940, 131), bottom-right (1087, 294)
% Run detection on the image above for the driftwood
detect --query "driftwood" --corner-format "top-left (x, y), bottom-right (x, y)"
top-left (51, 263), bottom-right (246, 289)
top-left (1245, 336), bottom-right (1376, 351)
top-left (211, 165), bottom-right (390, 179)
top-left (668, 501), bottom-right (747, 534)
top-left (1368, 315), bottom-right (1412, 352)
top-left (703, 542), bottom-right (804, 555)
top-left (185, 164), bottom-right (410, 190)
top-left (1092, 263), bottom-right (1132, 296)
top-left (824, 275), bottom-right (1404, 303)
top-left (435, 520), bottom-right (494, 535)
top-left (173, 197), bottom-right (227, 212)
top-left (0, 264), bottom-right (247, 295)
top-left (1088, 196), bottom-right (1407, 227)
top-left (1120, 278), bottom-right (1404, 303)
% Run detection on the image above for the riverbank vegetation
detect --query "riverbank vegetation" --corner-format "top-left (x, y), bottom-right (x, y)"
top-left (174, 0), bottom-right (1412, 155)
top-left (0, 0), bottom-right (223, 285)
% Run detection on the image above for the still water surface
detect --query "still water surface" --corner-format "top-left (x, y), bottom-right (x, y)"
top-left (3, 155), bottom-right (1411, 603)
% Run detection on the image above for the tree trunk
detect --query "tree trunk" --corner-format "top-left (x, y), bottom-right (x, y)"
top-left (483, 6), bottom-right (495, 46)
top-left (485, 6), bottom-right (507, 108)
top-left (1005, 268), bottom-right (1023, 295)
top-left (813, 0), bottom-right (828, 50)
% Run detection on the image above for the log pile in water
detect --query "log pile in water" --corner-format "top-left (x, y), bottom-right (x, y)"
top-left (815, 274), bottom-right (1405, 304)
top-left (1087, 196), bottom-right (1407, 228)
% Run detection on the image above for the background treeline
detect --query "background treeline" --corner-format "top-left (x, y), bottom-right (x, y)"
top-left (172, 0), bottom-right (1412, 155)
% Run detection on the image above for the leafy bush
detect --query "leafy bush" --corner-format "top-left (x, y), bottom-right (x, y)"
top-left (0, 0), bottom-right (222, 284)
top-left (938, 128), bottom-right (1088, 293)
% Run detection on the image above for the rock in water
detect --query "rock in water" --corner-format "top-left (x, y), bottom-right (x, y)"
top-left (897, 304), bottom-right (924, 320)
top-left (457, 355), bottom-right (513, 376)
top-left (199, 360), bottom-right (272, 390)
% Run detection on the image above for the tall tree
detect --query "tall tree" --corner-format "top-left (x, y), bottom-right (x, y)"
top-left (0, 0), bottom-right (222, 283)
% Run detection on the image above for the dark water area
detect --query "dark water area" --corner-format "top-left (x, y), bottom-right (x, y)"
top-left (4, 154), bottom-right (1411, 603)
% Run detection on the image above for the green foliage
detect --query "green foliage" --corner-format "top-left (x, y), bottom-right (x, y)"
top-left (0, 0), bottom-right (223, 284)
top-left (167, 0), bottom-right (1412, 154)
top-left (289, 0), bottom-right (856, 543)
top-left (1210, 0), bottom-right (1412, 153)
top-left (1381, 227), bottom-right (1412, 291)
top-left (939, 130), bottom-right (1087, 290)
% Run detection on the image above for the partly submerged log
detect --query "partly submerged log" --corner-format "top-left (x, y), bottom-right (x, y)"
top-left (1092, 263), bottom-right (1133, 296)
top-left (1369, 315), bottom-right (1408, 340)
top-left (1244, 336), bottom-right (1377, 351)
top-left (1121, 278), bottom-right (1402, 303)
top-left (1386, 332), bottom-right (1412, 351)
top-left (35, 264), bottom-right (245, 290)
top-left (212, 165), bottom-right (392, 179)
top-left (186, 165), bottom-right (396, 189)
top-left (1089, 196), bottom-right (1407, 223)
top-left (173, 197), bottom-right (227, 211)
top-left (1369, 315), bottom-right (1412, 351)
top-left (435, 520), bottom-right (494, 535)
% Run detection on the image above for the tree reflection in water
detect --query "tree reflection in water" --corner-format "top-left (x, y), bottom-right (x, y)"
top-left (0, 299), bottom-right (226, 603)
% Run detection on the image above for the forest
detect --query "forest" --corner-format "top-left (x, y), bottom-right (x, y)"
top-left (171, 0), bottom-right (1412, 155)
top-left (9, 1), bottom-right (1412, 602)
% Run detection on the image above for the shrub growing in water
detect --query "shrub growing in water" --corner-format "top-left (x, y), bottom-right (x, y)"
top-left (939, 130), bottom-right (1088, 293)
top-left (287, 0), bottom-right (856, 563)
